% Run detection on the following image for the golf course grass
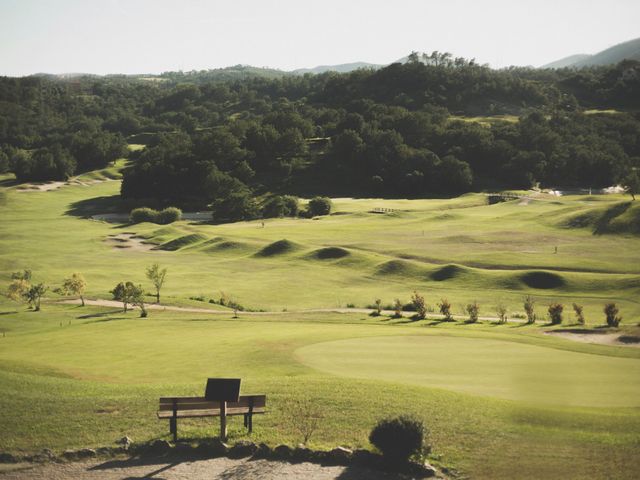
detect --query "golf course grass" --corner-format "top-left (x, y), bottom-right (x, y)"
top-left (1, 169), bottom-right (640, 478)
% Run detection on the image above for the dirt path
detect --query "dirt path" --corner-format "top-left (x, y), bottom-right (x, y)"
top-left (0, 457), bottom-right (416, 480)
top-left (545, 330), bottom-right (640, 348)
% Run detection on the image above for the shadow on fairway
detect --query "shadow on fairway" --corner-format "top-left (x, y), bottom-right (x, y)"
top-left (66, 194), bottom-right (124, 218)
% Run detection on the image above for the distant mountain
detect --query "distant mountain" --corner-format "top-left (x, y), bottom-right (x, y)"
top-left (292, 62), bottom-right (382, 75)
top-left (542, 37), bottom-right (640, 69)
top-left (541, 54), bottom-right (592, 69)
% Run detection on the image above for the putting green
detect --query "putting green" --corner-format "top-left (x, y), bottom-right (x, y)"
top-left (296, 335), bottom-right (640, 407)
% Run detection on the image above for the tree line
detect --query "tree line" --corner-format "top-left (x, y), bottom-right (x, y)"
top-left (1, 57), bottom-right (639, 210)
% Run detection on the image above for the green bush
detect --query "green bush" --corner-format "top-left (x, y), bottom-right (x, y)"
top-left (129, 207), bottom-right (157, 223)
top-left (369, 415), bottom-right (428, 464)
top-left (604, 303), bottom-right (622, 327)
top-left (262, 195), bottom-right (299, 218)
top-left (156, 207), bottom-right (182, 224)
top-left (307, 196), bottom-right (332, 216)
top-left (548, 302), bottom-right (564, 325)
top-left (129, 207), bottom-right (181, 224)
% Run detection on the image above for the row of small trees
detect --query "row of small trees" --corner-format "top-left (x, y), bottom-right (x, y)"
top-left (372, 292), bottom-right (623, 327)
top-left (5, 264), bottom-right (168, 317)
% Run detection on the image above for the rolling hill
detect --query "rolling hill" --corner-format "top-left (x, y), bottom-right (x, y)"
top-left (542, 37), bottom-right (640, 69)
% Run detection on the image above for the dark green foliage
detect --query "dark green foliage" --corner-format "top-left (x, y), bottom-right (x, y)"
top-left (307, 196), bottom-right (332, 216)
top-left (156, 207), bottom-right (182, 224)
top-left (211, 190), bottom-right (260, 223)
top-left (262, 195), bottom-right (299, 218)
top-left (604, 303), bottom-right (622, 327)
top-left (369, 415), bottom-right (427, 464)
top-left (548, 303), bottom-right (564, 325)
top-left (129, 207), bottom-right (182, 224)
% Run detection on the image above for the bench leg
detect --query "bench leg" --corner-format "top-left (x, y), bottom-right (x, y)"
top-left (170, 417), bottom-right (177, 442)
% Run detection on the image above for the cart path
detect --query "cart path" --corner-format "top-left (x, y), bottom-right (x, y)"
top-left (0, 457), bottom-right (421, 480)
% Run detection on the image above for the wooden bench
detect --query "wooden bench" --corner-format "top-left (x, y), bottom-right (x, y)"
top-left (158, 394), bottom-right (266, 441)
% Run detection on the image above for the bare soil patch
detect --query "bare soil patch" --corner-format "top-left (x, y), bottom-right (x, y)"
top-left (0, 457), bottom-right (415, 480)
top-left (545, 329), bottom-right (640, 348)
top-left (104, 233), bottom-right (157, 252)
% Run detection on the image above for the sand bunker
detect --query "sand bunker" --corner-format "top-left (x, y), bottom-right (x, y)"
top-left (545, 330), bottom-right (640, 348)
top-left (104, 233), bottom-right (157, 252)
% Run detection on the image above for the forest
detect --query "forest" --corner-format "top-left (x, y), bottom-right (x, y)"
top-left (1, 55), bottom-right (639, 217)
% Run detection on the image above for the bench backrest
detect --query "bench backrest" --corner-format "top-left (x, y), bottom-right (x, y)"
top-left (158, 394), bottom-right (266, 414)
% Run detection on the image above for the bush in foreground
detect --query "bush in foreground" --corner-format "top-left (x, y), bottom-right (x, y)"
top-left (369, 415), bottom-right (428, 464)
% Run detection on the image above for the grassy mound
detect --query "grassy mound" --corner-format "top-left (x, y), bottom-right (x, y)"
top-left (519, 270), bottom-right (566, 289)
top-left (255, 239), bottom-right (301, 257)
top-left (564, 201), bottom-right (640, 235)
top-left (203, 240), bottom-right (253, 254)
top-left (430, 264), bottom-right (469, 281)
top-left (158, 233), bottom-right (208, 251)
top-left (375, 259), bottom-right (425, 278)
top-left (308, 246), bottom-right (351, 260)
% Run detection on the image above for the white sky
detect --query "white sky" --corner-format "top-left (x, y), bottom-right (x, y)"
top-left (1, 0), bottom-right (639, 76)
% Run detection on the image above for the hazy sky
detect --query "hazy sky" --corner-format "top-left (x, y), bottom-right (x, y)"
top-left (1, 0), bottom-right (639, 76)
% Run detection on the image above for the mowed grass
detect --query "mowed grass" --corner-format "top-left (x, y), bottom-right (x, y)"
top-left (1, 303), bottom-right (639, 479)
top-left (1, 177), bottom-right (640, 478)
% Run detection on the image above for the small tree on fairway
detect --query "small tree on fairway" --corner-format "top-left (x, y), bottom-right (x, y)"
top-left (496, 303), bottom-right (508, 324)
top-left (604, 303), bottom-right (622, 327)
top-left (129, 283), bottom-right (147, 317)
top-left (25, 283), bottom-right (47, 311)
top-left (622, 171), bottom-right (639, 200)
top-left (439, 298), bottom-right (453, 321)
top-left (572, 303), bottom-right (585, 325)
top-left (524, 295), bottom-right (536, 324)
top-left (307, 196), bottom-right (332, 216)
top-left (371, 298), bottom-right (382, 316)
top-left (145, 263), bottom-right (167, 303)
top-left (111, 282), bottom-right (136, 312)
top-left (548, 303), bottom-right (564, 325)
top-left (62, 273), bottom-right (87, 306)
top-left (7, 279), bottom-right (30, 303)
top-left (393, 298), bottom-right (403, 318)
top-left (411, 291), bottom-right (427, 319)
top-left (466, 301), bottom-right (479, 323)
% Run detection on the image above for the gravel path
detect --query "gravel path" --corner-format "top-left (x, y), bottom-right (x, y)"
top-left (0, 457), bottom-right (418, 480)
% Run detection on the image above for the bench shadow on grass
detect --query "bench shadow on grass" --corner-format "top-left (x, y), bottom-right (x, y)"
top-left (76, 309), bottom-right (124, 320)
top-left (89, 457), bottom-right (182, 479)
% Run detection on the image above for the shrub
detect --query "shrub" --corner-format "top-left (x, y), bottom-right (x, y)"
top-left (572, 303), bottom-right (585, 325)
top-left (604, 303), bottom-right (622, 327)
top-left (466, 301), bottom-right (479, 323)
top-left (393, 298), bottom-right (403, 318)
top-left (156, 207), bottom-right (182, 224)
top-left (524, 295), bottom-right (536, 324)
top-left (438, 298), bottom-right (453, 321)
top-left (496, 303), bottom-right (508, 324)
top-left (548, 302), bottom-right (564, 325)
top-left (282, 397), bottom-right (324, 445)
top-left (370, 298), bottom-right (382, 316)
top-left (129, 207), bottom-right (157, 223)
top-left (307, 196), bottom-right (332, 216)
top-left (411, 291), bottom-right (427, 320)
top-left (369, 415), bottom-right (427, 464)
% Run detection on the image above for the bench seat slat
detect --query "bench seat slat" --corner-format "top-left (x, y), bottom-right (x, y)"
top-left (159, 395), bottom-right (266, 411)
top-left (157, 406), bottom-right (266, 419)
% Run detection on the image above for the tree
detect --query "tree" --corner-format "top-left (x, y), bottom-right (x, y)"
top-left (411, 291), bottom-right (427, 320)
top-left (393, 298), bottom-right (403, 318)
top-left (129, 283), bottom-right (148, 318)
top-left (7, 279), bottom-right (30, 303)
top-left (307, 196), bottom-right (332, 216)
top-left (466, 301), bottom-right (479, 323)
top-left (622, 171), bottom-right (639, 200)
top-left (24, 283), bottom-right (47, 311)
top-left (438, 298), bottom-right (453, 321)
top-left (548, 303), bottom-right (564, 325)
top-left (604, 303), bottom-right (622, 327)
top-left (524, 295), bottom-right (536, 324)
top-left (111, 282), bottom-right (136, 312)
top-left (146, 263), bottom-right (167, 303)
top-left (62, 273), bottom-right (87, 306)
top-left (496, 304), bottom-right (508, 324)
top-left (572, 303), bottom-right (585, 325)
top-left (371, 298), bottom-right (382, 316)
